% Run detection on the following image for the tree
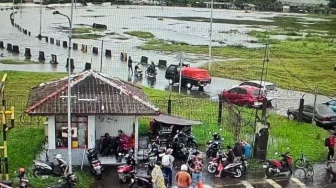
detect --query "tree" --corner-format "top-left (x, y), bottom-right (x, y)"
top-left (329, 0), bottom-right (336, 8)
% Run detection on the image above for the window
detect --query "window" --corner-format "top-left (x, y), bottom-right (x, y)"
top-left (238, 88), bottom-right (247, 95)
top-left (229, 88), bottom-right (240, 94)
top-left (55, 116), bottom-right (88, 148)
top-left (265, 85), bottom-right (277, 91)
top-left (251, 89), bottom-right (264, 96)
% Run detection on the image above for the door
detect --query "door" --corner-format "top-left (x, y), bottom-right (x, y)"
top-left (227, 87), bottom-right (240, 104)
top-left (302, 105), bottom-right (314, 123)
top-left (237, 88), bottom-right (248, 105)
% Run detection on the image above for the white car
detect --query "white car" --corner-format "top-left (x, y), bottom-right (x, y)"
top-left (231, 80), bottom-right (278, 99)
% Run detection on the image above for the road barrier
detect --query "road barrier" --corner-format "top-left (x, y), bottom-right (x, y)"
top-left (120, 52), bottom-right (127, 61)
top-left (81, 44), bottom-right (87, 52)
top-left (63, 41), bottom-right (67, 48)
top-left (56, 40), bottom-right (60, 46)
top-left (12, 45), bottom-right (19, 53)
top-left (24, 48), bottom-right (31, 58)
top-left (73, 43), bottom-right (78, 50)
top-left (84, 62), bottom-right (91, 71)
top-left (66, 58), bottom-right (75, 70)
top-left (50, 38), bottom-right (54, 44)
top-left (6, 43), bottom-right (12, 52)
top-left (0, 41), bottom-right (4, 49)
top-left (92, 23), bottom-right (107, 29)
top-left (45, 37), bottom-right (48, 42)
top-left (50, 54), bottom-right (58, 64)
top-left (158, 60), bottom-right (167, 68)
top-left (140, 56), bottom-right (148, 64)
top-left (38, 51), bottom-right (45, 61)
top-left (105, 49), bottom-right (111, 57)
top-left (92, 47), bottom-right (98, 54)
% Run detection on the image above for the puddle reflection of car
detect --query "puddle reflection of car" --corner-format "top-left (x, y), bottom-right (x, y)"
top-left (287, 103), bottom-right (336, 129)
top-left (221, 85), bottom-right (270, 108)
top-left (322, 99), bottom-right (336, 113)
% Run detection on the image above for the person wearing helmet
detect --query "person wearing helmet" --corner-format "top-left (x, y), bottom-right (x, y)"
top-left (128, 56), bottom-right (133, 74)
top-left (176, 164), bottom-right (192, 188)
top-left (147, 61), bottom-right (156, 74)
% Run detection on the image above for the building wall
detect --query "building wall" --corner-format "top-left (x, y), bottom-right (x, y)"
top-left (88, 115), bottom-right (95, 149)
top-left (47, 116), bottom-right (56, 149)
top-left (95, 115), bottom-right (134, 138)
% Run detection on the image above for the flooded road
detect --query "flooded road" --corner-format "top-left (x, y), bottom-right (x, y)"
top-left (0, 4), bottom-right (332, 115)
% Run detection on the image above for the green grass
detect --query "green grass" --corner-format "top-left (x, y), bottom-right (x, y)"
top-left (0, 59), bottom-right (40, 64)
top-left (0, 71), bottom-right (94, 187)
top-left (71, 27), bottom-right (106, 39)
top-left (124, 31), bottom-right (155, 39)
top-left (72, 33), bottom-right (105, 39)
top-left (141, 88), bottom-right (329, 163)
top-left (73, 27), bottom-right (106, 34)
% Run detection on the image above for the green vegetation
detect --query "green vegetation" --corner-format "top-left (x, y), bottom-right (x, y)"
top-left (72, 27), bottom-right (106, 39)
top-left (0, 59), bottom-right (40, 64)
top-left (137, 14), bottom-right (336, 96)
top-left (140, 88), bottom-right (329, 162)
top-left (0, 71), bottom-right (94, 188)
top-left (124, 31), bottom-right (155, 39)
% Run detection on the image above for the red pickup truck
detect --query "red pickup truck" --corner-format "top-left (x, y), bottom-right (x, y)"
top-left (165, 64), bottom-right (211, 90)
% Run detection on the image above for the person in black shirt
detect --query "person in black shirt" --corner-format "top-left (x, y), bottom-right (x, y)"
top-left (128, 56), bottom-right (133, 73)
top-left (233, 142), bottom-right (245, 158)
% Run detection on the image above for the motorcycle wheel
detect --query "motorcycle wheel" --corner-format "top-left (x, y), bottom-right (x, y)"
top-left (96, 173), bottom-right (102, 180)
top-left (206, 149), bottom-right (212, 158)
top-left (32, 169), bottom-right (41, 178)
top-left (190, 142), bottom-right (198, 149)
top-left (119, 174), bottom-right (128, 183)
top-left (265, 167), bottom-right (276, 178)
top-left (233, 168), bottom-right (243, 178)
top-left (207, 163), bottom-right (217, 174)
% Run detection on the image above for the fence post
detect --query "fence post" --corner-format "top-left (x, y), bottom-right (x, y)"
top-left (298, 98), bottom-right (304, 122)
top-left (217, 94), bottom-right (223, 125)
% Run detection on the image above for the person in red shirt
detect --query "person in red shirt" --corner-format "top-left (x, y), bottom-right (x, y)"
top-left (328, 133), bottom-right (336, 161)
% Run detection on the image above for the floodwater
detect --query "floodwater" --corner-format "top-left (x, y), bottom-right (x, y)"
top-left (0, 4), bottom-right (331, 115)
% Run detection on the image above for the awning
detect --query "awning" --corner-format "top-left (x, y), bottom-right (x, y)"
top-left (154, 114), bottom-right (203, 126)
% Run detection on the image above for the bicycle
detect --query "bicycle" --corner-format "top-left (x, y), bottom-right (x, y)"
top-left (294, 151), bottom-right (314, 178)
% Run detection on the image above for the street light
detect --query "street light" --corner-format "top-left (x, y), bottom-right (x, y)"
top-left (52, 8), bottom-right (74, 173)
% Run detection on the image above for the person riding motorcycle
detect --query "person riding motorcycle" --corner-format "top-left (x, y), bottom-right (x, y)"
top-left (147, 61), bottom-right (156, 74)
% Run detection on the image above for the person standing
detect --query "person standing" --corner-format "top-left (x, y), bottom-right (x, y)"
top-left (162, 148), bottom-right (175, 187)
top-left (328, 133), bottom-right (336, 161)
top-left (151, 161), bottom-right (166, 188)
top-left (128, 56), bottom-right (133, 73)
top-left (175, 164), bottom-right (192, 188)
top-left (190, 152), bottom-right (203, 188)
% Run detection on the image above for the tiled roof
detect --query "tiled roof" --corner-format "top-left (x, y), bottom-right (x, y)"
top-left (26, 70), bottom-right (159, 115)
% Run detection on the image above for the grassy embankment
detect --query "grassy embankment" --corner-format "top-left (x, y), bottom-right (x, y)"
top-left (1, 71), bottom-right (94, 188)
top-left (0, 59), bottom-right (40, 64)
top-left (72, 27), bottom-right (106, 39)
top-left (134, 15), bottom-right (336, 97)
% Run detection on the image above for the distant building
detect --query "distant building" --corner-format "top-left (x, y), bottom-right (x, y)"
top-left (278, 0), bottom-right (328, 6)
top-left (282, 5), bottom-right (290, 12)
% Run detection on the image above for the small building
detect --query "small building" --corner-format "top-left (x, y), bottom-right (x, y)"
top-left (26, 70), bottom-right (159, 165)
top-left (283, 5), bottom-right (290, 12)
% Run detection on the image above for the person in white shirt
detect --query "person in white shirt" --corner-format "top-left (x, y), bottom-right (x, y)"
top-left (161, 148), bottom-right (175, 187)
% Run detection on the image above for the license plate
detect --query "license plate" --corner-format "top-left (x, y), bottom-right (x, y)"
top-left (262, 164), bottom-right (268, 169)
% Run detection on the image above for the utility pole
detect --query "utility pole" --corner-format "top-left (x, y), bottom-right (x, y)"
top-left (178, 52), bottom-right (183, 95)
top-left (100, 40), bottom-right (103, 73)
top-left (312, 84), bottom-right (319, 123)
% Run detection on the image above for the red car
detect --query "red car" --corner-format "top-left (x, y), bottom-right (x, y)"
top-left (221, 85), bottom-right (267, 108)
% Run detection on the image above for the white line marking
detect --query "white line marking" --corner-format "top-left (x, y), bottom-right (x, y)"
top-left (290, 177), bottom-right (306, 187)
top-left (241, 180), bottom-right (255, 188)
top-left (265, 179), bottom-right (282, 188)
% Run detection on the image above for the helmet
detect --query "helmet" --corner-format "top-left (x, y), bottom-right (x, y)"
top-left (19, 167), bottom-right (25, 173)
top-left (129, 56), bottom-right (131, 58)
top-left (55, 154), bottom-right (63, 159)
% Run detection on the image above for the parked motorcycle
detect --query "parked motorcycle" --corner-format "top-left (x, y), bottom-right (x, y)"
top-left (47, 173), bottom-right (77, 188)
top-left (134, 64), bottom-right (143, 78)
top-left (174, 130), bottom-right (198, 149)
top-left (0, 180), bottom-right (13, 188)
top-left (263, 151), bottom-right (293, 177)
top-left (118, 151), bottom-right (136, 183)
top-left (146, 141), bottom-right (165, 162)
top-left (221, 162), bottom-right (244, 178)
top-left (172, 140), bottom-right (189, 160)
top-left (87, 149), bottom-right (103, 180)
top-left (33, 154), bottom-right (68, 177)
top-left (207, 151), bottom-right (228, 174)
top-left (129, 162), bottom-right (168, 187)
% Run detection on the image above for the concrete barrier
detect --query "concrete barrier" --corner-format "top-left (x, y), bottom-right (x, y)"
top-left (158, 60), bottom-right (167, 68)
top-left (50, 54), bottom-right (58, 64)
top-left (92, 47), bottom-right (98, 54)
top-left (84, 62), bottom-right (91, 71)
top-left (63, 41), bottom-right (67, 48)
top-left (81, 44), bottom-right (87, 52)
top-left (6, 43), bottom-right (12, 51)
top-left (120, 52), bottom-right (127, 61)
top-left (12, 45), bottom-right (19, 53)
top-left (66, 58), bottom-right (75, 70)
top-left (38, 51), bottom-right (46, 61)
top-left (105, 49), bottom-right (111, 57)
top-left (24, 48), bottom-right (32, 58)
top-left (140, 56), bottom-right (148, 64)
top-left (50, 38), bottom-right (54, 44)
top-left (73, 43), bottom-right (78, 50)
top-left (19, 27), bottom-right (22, 32)
top-left (92, 23), bottom-right (107, 29)
top-left (45, 37), bottom-right (48, 42)
top-left (56, 40), bottom-right (60, 46)
top-left (28, 32), bottom-right (31, 36)
top-left (0, 41), bottom-right (4, 49)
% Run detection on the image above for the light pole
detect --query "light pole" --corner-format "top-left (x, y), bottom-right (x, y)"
top-left (53, 8), bottom-right (74, 173)
top-left (38, 0), bottom-right (43, 39)
top-left (208, 0), bottom-right (214, 71)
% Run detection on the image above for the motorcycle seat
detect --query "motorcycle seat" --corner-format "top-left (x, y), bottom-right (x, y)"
top-left (91, 160), bottom-right (100, 164)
